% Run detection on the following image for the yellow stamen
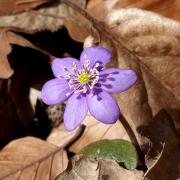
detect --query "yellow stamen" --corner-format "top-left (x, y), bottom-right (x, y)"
top-left (77, 72), bottom-right (90, 84)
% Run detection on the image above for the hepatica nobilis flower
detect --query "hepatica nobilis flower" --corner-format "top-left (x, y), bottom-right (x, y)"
top-left (41, 46), bottom-right (137, 131)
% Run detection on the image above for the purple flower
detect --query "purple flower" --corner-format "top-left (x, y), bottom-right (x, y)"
top-left (41, 46), bottom-right (137, 131)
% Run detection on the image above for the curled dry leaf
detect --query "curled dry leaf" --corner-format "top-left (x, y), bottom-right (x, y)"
top-left (139, 111), bottom-right (180, 180)
top-left (0, 28), bottom-right (42, 79)
top-left (105, 8), bottom-right (180, 134)
top-left (56, 155), bottom-right (143, 180)
top-left (0, 0), bottom-right (86, 33)
top-left (0, 136), bottom-right (68, 180)
top-left (0, 0), bottom-right (49, 16)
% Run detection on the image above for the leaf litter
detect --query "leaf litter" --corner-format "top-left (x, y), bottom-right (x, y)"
top-left (0, 0), bottom-right (179, 180)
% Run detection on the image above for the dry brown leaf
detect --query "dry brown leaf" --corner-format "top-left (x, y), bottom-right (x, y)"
top-left (87, 0), bottom-right (118, 21)
top-left (105, 8), bottom-right (180, 132)
top-left (0, 0), bottom-right (86, 33)
top-left (0, 136), bottom-right (68, 180)
top-left (87, 0), bottom-right (180, 21)
top-left (0, 28), bottom-right (41, 79)
top-left (47, 124), bottom-right (85, 148)
top-left (56, 155), bottom-right (143, 180)
top-left (0, 0), bottom-right (49, 16)
top-left (113, 0), bottom-right (180, 21)
top-left (139, 111), bottom-right (180, 180)
top-left (65, 0), bottom-right (180, 42)
top-left (69, 114), bottom-right (131, 153)
top-left (64, 14), bottom-right (96, 43)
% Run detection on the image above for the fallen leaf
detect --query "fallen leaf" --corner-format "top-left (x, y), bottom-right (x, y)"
top-left (138, 110), bottom-right (180, 180)
top-left (87, 0), bottom-right (118, 21)
top-left (64, 14), bottom-right (97, 42)
top-left (105, 8), bottom-right (180, 134)
top-left (0, 0), bottom-right (86, 33)
top-left (113, 0), bottom-right (180, 21)
top-left (63, 0), bottom-right (180, 42)
top-left (0, 136), bottom-right (68, 179)
top-left (0, 0), bottom-right (49, 16)
top-left (47, 123), bottom-right (85, 148)
top-left (79, 139), bottom-right (138, 170)
top-left (56, 155), bottom-right (143, 180)
top-left (141, 66), bottom-right (180, 134)
top-left (87, 0), bottom-right (180, 21)
top-left (0, 28), bottom-right (42, 79)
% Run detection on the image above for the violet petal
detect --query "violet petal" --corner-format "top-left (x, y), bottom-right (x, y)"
top-left (41, 78), bottom-right (70, 105)
top-left (64, 93), bottom-right (88, 131)
top-left (80, 46), bottom-right (111, 67)
top-left (100, 68), bottom-right (137, 93)
top-left (52, 57), bottom-right (81, 79)
top-left (87, 90), bottom-right (120, 124)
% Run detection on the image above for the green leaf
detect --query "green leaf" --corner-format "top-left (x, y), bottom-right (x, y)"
top-left (78, 139), bottom-right (138, 170)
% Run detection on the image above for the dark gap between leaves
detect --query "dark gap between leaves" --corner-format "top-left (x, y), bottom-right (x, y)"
top-left (0, 27), bottom-right (83, 147)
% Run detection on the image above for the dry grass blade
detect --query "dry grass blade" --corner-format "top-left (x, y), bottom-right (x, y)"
top-left (0, 136), bottom-right (68, 180)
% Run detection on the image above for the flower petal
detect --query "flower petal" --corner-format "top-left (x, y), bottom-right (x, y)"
top-left (41, 78), bottom-right (70, 105)
top-left (64, 93), bottom-right (88, 131)
top-left (87, 90), bottom-right (120, 124)
top-left (52, 57), bottom-right (81, 78)
top-left (80, 46), bottom-right (111, 67)
top-left (99, 68), bottom-right (137, 93)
